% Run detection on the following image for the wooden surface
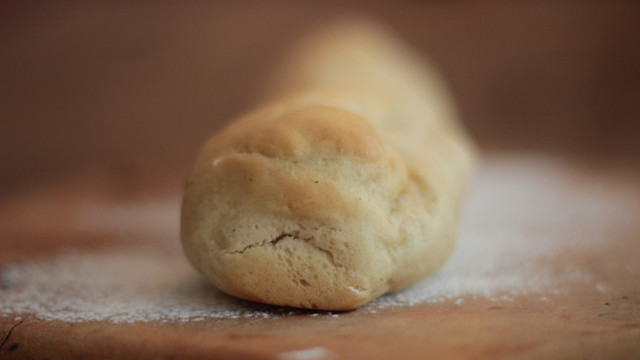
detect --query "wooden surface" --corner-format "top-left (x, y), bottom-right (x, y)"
top-left (1, 295), bottom-right (639, 360)
top-left (1, 154), bottom-right (639, 359)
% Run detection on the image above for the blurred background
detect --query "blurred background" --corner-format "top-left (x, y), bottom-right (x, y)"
top-left (3, 4), bottom-right (640, 356)
top-left (2, 1), bottom-right (639, 195)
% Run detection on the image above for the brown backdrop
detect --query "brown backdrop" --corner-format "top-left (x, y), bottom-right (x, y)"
top-left (2, 1), bottom-right (639, 193)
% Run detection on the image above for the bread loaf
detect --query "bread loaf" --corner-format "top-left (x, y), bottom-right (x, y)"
top-left (181, 20), bottom-right (475, 310)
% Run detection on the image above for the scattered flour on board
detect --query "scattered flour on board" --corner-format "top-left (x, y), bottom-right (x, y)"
top-left (1, 155), bottom-right (638, 323)
top-left (278, 347), bottom-right (336, 360)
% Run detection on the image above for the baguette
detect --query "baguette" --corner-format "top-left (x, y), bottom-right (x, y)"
top-left (181, 20), bottom-right (475, 310)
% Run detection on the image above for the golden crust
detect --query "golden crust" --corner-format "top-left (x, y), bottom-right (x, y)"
top-left (219, 105), bottom-right (386, 162)
top-left (180, 20), bottom-right (475, 310)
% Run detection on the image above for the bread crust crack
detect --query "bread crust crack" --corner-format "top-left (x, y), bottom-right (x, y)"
top-left (223, 232), bottom-right (338, 270)
top-left (180, 20), bottom-right (475, 310)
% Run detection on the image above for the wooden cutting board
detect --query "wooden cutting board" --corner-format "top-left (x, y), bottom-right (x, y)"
top-left (1, 154), bottom-right (639, 359)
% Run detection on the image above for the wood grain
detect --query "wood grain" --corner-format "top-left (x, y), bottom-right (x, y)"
top-left (1, 155), bottom-right (639, 359)
top-left (1, 288), bottom-right (638, 359)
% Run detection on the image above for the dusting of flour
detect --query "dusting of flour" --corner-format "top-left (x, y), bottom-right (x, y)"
top-left (1, 155), bottom-right (638, 322)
